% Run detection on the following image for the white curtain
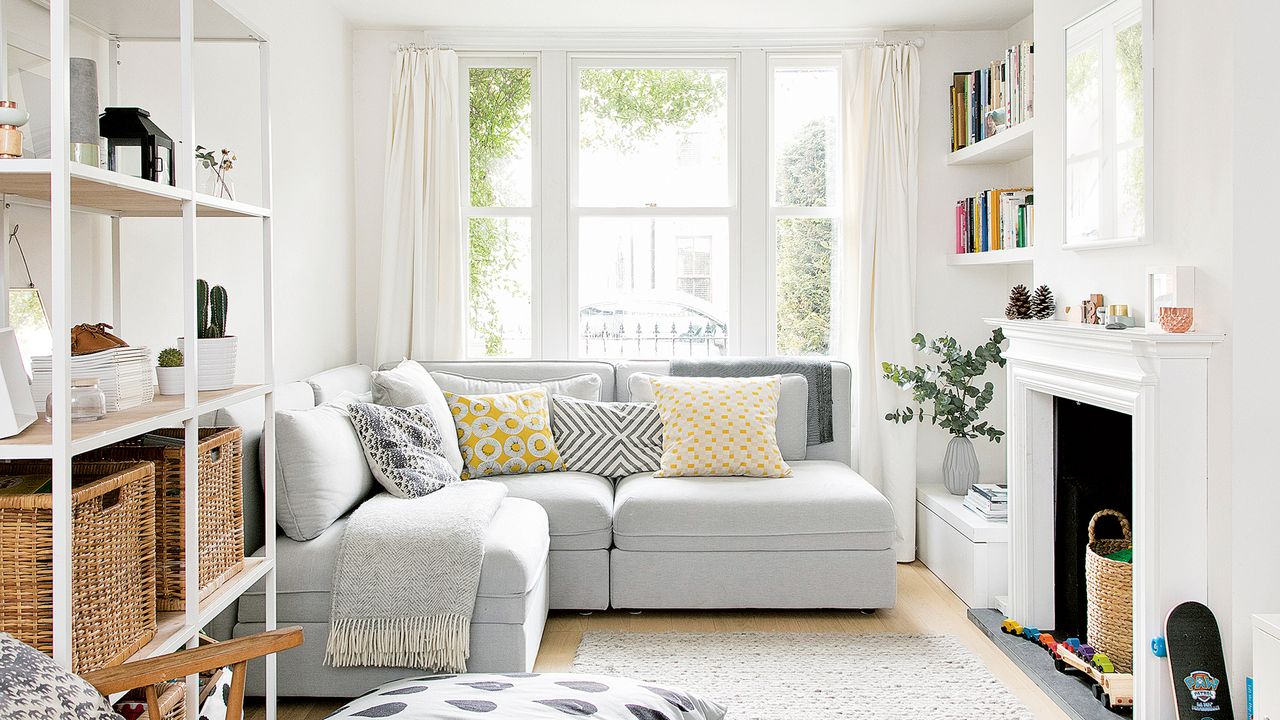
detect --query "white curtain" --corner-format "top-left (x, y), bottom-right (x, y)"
top-left (840, 44), bottom-right (921, 562)
top-left (374, 48), bottom-right (466, 365)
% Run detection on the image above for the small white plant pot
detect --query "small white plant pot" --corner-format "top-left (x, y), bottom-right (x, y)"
top-left (155, 366), bottom-right (185, 396)
top-left (177, 336), bottom-right (238, 391)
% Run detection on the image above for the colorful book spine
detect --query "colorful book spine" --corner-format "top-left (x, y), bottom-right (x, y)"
top-left (953, 188), bottom-right (1034, 255)
top-left (950, 41), bottom-right (1034, 152)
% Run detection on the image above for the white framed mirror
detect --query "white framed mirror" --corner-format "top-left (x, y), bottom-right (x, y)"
top-left (1063, 0), bottom-right (1152, 250)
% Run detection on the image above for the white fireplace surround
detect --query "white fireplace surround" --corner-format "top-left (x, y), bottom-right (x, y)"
top-left (988, 318), bottom-right (1223, 720)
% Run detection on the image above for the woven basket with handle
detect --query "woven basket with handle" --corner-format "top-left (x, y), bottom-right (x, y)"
top-left (1085, 508), bottom-right (1133, 673)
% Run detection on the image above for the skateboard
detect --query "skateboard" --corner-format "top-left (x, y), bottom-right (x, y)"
top-left (1164, 601), bottom-right (1232, 720)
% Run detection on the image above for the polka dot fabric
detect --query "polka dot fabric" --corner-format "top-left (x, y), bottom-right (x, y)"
top-left (650, 375), bottom-right (792, 478)
top-left (445, 388), bottom-right (563, 479)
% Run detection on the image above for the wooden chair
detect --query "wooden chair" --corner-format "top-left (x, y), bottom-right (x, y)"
top-left (79, 626), bottom-right (303, 720)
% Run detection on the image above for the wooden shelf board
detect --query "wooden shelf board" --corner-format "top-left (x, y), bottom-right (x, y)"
top-left (0, 384), bottom-right (268, 458)
top-left (947, 120), bottom-right (1034, 166)
top-left (947, 247), bottom-right (1034, 266)
top-left (129, 557), bottom-right (274, 662)
top-left (0, 161), bottom-right (269, 218)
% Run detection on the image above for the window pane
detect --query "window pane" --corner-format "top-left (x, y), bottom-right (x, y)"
top-left (1066, 158), bottom-right (1100, 244)
top-left (468, 217), bottom-right (532, 357)
top-left (1117, 146), bottom-right (1144, 238)
top-left (1065, 40), bottom-right (1101, 158)
top-left (773, 68), bottom-right (837, 207)
top-left (469, 67), bottom-right (532, 207)
top-left (1114, 19), bottom-right (1143, 145)
top-left (577, 67), bottom-right (729, 207)
top-left (578, 217), bottom-right (729, 358)
top-left (775, 218), bottom-right (833, 356)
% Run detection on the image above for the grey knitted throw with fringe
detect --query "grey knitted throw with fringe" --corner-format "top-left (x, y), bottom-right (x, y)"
top-left (671, 357), bottom-right (834, 445)
top-left (325, 481), bottom-right (507, 672)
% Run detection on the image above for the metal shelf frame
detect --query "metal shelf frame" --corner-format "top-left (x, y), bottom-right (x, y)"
top-left (0, 1), bottom-right (277, 718)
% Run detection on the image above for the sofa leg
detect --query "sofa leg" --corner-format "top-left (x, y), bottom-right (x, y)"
top-left (859, 609), bottom-right (876, 615)
top-left (578, 611), bottom-right (594, 616)
top-left (628, 610), bottom-right (643, 615)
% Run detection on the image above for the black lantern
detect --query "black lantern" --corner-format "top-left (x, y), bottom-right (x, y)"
top-left (98, 107), bottom-right (174, 186)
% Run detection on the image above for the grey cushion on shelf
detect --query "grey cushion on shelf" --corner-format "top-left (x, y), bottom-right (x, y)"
top-left (372, 359), bottom-right (465, 474)
top-left (0, 632), bottom-right (123, 720)
top-left (551, 395), bottom-right (662, 479)
top-left (274, 401), bottom-right (374, 541)
top-left (431, 370), bottom-right (603, 402)
top-left (628, 371), bottom-right (809, 461)
top-left (348, 402), bottom-right (460, 498)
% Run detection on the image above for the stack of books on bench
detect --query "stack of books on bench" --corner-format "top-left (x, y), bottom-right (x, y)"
top-left (963, 483), bottom-right (1008, 521)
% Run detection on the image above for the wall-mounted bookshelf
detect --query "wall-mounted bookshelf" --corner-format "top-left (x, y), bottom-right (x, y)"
top-left (946, 247), bottom-right (1033, 267)
top-left (947, 119), bottom-right (1034, 166)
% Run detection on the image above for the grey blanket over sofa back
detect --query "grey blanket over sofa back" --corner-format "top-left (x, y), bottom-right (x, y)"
top-left (670, 357), bottom-right (834, 445)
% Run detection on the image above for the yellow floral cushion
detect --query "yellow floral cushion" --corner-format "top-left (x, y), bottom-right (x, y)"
top-left (650, 375), bottom-right (792, 478)
top-left (444, 388), bottom-right (563, 479)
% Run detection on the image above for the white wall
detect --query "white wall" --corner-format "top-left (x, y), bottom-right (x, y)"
top-left (3, 0), bottom-right (356, 384)
top-left (1232, 0), bottom-right (1280, 706)
top-left (886, 26), bottom-right (1033, 491)
top-left (1033, 0), bottom-right (1241, 705)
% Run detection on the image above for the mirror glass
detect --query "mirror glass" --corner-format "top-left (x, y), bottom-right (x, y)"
top-left (1064, 0), bottom-right (1148, 248)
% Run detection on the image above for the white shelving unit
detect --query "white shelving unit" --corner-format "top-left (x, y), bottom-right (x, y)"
top-left (0, 1), bottom-right (277, 718)
top-left (947, 118), bottom-right (1034, 166)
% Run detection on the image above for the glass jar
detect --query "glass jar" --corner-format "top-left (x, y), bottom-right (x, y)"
top-left (44, 378), bottom-right (108, 423)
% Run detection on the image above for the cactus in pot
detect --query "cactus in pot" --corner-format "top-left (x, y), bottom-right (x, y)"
top-left (185, 279), bottom-right (236, 391)
top-left (155, 347), bottom-right (184, 395)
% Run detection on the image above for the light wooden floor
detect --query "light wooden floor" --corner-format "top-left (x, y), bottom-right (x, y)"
top-left (248, 562), bottom-right (1068, 720)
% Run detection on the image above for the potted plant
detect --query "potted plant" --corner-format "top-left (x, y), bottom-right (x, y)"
top-left (155, 347), bottom-right (184, 395)
top-left (178, 279), bottom-right (236, 391)
top-left (882, 328), bottom-right (1007, 495)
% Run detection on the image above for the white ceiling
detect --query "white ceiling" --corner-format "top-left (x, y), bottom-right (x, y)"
top-left (329, 0), bottom-right (1033, 32)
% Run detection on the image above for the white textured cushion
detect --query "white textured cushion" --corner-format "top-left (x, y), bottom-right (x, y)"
top-left (431, 370), bottom-right (602, 402)
top-left (629, 371), bottom-right (808, 461)
top-left (275, 402), bottom-right (374, 541)
top-left (372, 359), bottom-right (464, 474)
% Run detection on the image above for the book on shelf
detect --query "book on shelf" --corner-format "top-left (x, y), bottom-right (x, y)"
top-left (29, 346), bottom-right (156, 411)
top-left (950, 40), bottom-right (1034, 152)
top-left (955, 189), bottom-right (1034, 254)
top-left (971, 483), bottom-right (1008, 501)
top-left (963, 494), bottom-right (1008, 520)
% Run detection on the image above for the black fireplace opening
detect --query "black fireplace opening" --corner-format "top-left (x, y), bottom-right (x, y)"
top-left (1053, 397), bottom-right (1132, 639)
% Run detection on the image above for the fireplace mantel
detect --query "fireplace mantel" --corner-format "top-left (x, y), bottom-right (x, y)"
top-left (986, 318), bottom-right (1224, 720)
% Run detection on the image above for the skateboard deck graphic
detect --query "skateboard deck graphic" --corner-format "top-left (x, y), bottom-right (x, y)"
top-left (1165, 601), bottom-right (1232, 720)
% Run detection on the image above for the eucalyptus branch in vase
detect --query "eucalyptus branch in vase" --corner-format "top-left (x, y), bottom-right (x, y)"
top-left (881, 327), bottom-right (1007, 495)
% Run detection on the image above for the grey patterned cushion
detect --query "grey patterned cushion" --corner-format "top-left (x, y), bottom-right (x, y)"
top-left (328, 672), bottom-right (726, 720)
top-left (0, 632), bottom-right (123, 719)
top-left (551, 395), bottom-right (662, 479)
top-left (349, 403), bottom-right (460, 498)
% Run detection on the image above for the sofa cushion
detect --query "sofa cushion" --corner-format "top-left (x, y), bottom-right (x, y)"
top-left (445, 389), bottom-right (563, 479)
top-left (629, 371), bottom-right (808, 461)
top-left (307, 363), bottom-right (373, 405)
top-left (275, 401), bottom-right (375, 541)
top-left (348, 402), bottom-right (459, 497)
top-left (240, 498), bottom-right (550, 625)
top-left (649, 375), bottom-right (792, 478)
top-left (432, 370), bottom-right (602, 402)
top-left (551, 395), bottom-right (662, 479)
top-left (495, 472), bottom-right (614, 551)
top-left (372, 359), bottom-right (465, 474)
top-left (613, 460), bottom-right (895, 552)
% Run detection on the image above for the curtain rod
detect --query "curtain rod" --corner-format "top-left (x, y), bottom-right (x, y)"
top-left (391, 37), bottom-right (924, 52)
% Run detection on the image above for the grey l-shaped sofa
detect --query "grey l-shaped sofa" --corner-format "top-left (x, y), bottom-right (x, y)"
top-left (212, 360), bottom-right (897, 697)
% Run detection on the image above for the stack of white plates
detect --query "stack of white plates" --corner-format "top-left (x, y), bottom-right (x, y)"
top-left (30, 346), bottom-right (156, 411)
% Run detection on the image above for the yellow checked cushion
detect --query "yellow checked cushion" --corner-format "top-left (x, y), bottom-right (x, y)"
top-left (444, 388), bottom-right (563, 479)
top-left (650, 375), bottom-right (792, 478)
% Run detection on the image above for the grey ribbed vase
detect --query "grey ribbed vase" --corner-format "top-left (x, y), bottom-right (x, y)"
top-left (942, 436), bottom-right (979, 495)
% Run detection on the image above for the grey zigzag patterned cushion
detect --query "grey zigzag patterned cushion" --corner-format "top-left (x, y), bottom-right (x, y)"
top-left (551, 395), bottom-right (663, 479)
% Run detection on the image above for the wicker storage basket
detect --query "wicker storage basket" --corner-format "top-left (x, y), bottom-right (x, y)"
top-left (1085, 508), bottom-right (1133, 672)
top-left (84, 427), bottom-right (244, 611)
top-left (0, 461), bottom-right (157, 672)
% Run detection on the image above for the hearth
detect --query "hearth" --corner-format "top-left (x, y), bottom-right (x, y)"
top-left (1053, 398), bottom-right (1132, 640)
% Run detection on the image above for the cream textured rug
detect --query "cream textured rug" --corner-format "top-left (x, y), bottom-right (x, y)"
top-left (572, 632), bottom-right (1033, 720)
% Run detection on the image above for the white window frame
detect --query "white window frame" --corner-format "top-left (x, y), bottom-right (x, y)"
top-left (458, 54), bottom-right (543, 358)
top-left (567, 54), bottom-right (741, 358)
top-left (766, 54), bottom-right (842, 355)
top-left (456, 48), bottom-right (846, 359)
